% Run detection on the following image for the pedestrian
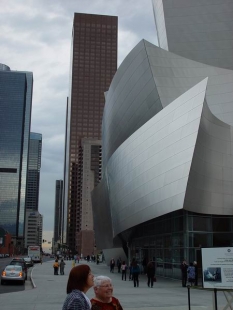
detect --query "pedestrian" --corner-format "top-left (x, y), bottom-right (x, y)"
top-left (117, 258), bottom-right (122, 273)
top-left (181, 259), bottom-right (188, 287)
top-left (60, 259), bottom-right (66, 275)
top-left (193, 261), bottom-right (198, 286)
top-left (121, 261), bottom-right (127, 281)
top-left (53, 259), bottom-right (59, 275)
top-left (187, 262), bottom-right (195, 286)
top-left (129, 260), bottom-right (133, 280)
top-left (147, 260), bottom-right (155, 288)
top-left (62, 265), bottom-right (94, 310)
top-left (131, 259), bottom-right (140, 287)
top-left (110, 258), bottom-right (115, 273)
top-left (91, 275), bottom-right (123, 310)
top-left (142, 257), bottom-right (147, 274)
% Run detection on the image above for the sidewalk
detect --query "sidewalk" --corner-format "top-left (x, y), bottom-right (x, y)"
top-left (0, 260), bottom-right (229, 310)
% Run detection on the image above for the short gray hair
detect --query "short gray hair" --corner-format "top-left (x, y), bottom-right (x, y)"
top-left (94, 275), bottom-right (112, 287)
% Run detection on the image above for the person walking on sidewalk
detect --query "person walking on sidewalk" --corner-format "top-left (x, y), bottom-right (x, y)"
top-left (60, 259), bottom-right (66, 275)
top-left (110, 258), bottom-right (115, 273)
top-left (193, 261), bottom-right (198, 286)
top-left (187, 262), bottom-right (195, 286)
top-left (121, 261), bottom-right (127, 281)
top-left (91, 275), bottom-right (123, 310)
top-left (53, 259), bottom-right (59, 275)
top-left (181, 259), bottom-right (188, 287)
top-left (131, 259), bottom-right (140, 287)
top-left (128, 260), bottom-right (133, 280)
top-left (62, 265), bottom-right (94, 310)
top-left (117, 258), bottom-right (122, 273)
top-left (147, 260), bottom-right (156, 288)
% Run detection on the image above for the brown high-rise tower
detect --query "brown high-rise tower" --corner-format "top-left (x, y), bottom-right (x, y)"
top-left (63, 13), bottom-right (118, 255)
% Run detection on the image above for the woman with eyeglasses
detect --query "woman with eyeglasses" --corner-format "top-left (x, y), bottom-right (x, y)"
top-left (91, 275), bottom-right (123, 310)
top-left (62, 265), bottom-right (94, 310)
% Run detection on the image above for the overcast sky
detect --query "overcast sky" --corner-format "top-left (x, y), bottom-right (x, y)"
top-left (0, 0), bottom-right (157, 249)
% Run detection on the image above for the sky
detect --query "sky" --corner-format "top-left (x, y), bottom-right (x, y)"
top-left (0, 0), bottom-right (158, 251)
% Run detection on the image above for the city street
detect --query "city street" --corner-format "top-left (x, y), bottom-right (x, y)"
top-left (0, 259), bottom-right (231, 310)
top-left (0, 256), bottom-right (52, 294)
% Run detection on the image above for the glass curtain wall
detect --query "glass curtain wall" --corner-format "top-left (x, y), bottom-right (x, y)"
top-left (129, 210), bottom-right (233, 279)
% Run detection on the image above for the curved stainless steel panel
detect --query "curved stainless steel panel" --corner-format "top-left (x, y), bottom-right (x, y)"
top-left (107, 79), bottom-right (208, 236)
top-left (103, 40), bottom-right (233, 171)
top-left (184, 103), bottom-right (233, 215)
top-left (91, 175), bottom-right (114, 249)
top-left (145, 41), bottom-right (233, 127)
top-left (152, 0), bottom-right (233, 70)
top-left (93, 34), bottom-right (233, 248)
top-left (102, 40), bottom-right (163, 168)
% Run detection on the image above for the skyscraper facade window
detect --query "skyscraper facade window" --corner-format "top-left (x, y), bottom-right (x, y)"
top-left (63, 13), bottom-right (118, 254)
top-left (0, 64), bottom-right (33, 247)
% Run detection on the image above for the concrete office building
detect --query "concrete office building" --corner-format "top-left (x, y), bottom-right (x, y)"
top-left (76, 138), bottom-right (102, 257)
top-left (63, 13), bottom-right (117, 254)
top-left (25, 211), bottom-right (43, 248)
top-left (92, 31), bottom-right (233, 277)
top-left (0, 64), bottom-right (33, 252)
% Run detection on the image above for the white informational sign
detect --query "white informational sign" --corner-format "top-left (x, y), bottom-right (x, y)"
top-left (202, 247), bottom-right (233, 289)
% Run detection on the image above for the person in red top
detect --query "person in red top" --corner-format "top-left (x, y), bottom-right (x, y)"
top-left (91, 275), bottom-right (123, 310)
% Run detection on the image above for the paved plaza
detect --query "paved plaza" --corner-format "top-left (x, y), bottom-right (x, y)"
top-left (0, 260), bottom-right (231, 310)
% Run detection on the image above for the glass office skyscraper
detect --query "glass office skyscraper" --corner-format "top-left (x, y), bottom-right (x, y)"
top-left (0, 64), bottom-right (33, 241)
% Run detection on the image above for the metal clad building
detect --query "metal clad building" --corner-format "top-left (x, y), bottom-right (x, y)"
top-left (92, 35), bottom-right (233, 277)
top-left (152, 0), bottom-right (233, 69)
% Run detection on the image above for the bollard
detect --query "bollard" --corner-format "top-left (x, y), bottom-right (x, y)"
top-left (72, 260), bottom-right (75, 268)
top-left (187, 285), bottom-right (191, 310)
top-left (214, 288), bottom-right (218, 310)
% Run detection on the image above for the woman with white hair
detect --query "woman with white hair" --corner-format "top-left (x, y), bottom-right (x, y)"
top-left (91, 275), bottom-right (123, 310)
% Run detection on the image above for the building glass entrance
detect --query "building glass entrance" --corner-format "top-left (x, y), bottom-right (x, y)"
top-left (126, 210), bottom-right (233, 279)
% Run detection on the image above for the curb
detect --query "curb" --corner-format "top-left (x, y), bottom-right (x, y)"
top-left (30, 266), bottom-right (37, 288)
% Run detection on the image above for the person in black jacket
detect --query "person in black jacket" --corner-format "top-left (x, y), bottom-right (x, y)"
top-left (181, 260), bottom-right (188, 287)
top-left (193, 261), bottom-right (198, 286)
top-left (131, 259), bottom-right (140, 287)
top-left (147, 260), bottom-right (156, 288)
top-left (110, 258), bottom-right (115, 273)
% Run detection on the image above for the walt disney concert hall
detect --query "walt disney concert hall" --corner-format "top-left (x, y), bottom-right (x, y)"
top-left (92, 0), bottom-right (233, 279)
